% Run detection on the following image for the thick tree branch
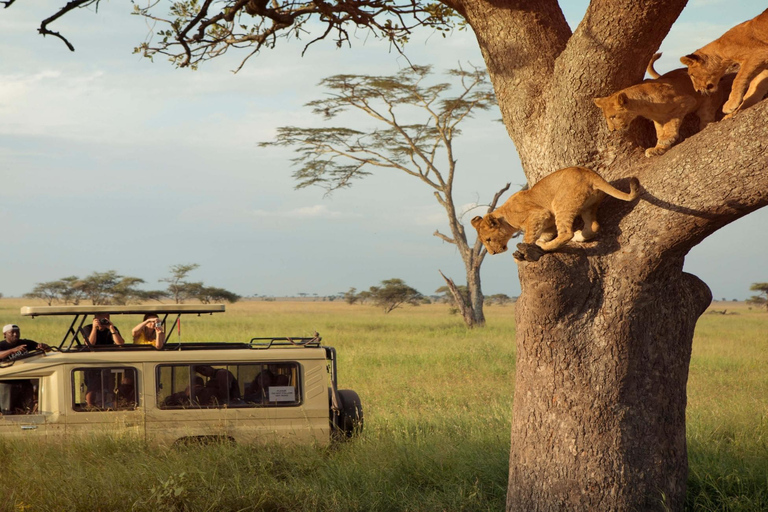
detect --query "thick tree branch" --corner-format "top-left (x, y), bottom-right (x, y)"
top-left (615, 100), bottom-right (768, 261)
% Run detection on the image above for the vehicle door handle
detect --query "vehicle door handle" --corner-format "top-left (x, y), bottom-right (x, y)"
top-left (21, 425), bottom-right (38, 431)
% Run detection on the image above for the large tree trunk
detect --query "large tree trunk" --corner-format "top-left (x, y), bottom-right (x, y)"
top-left (508, 254), bottom-right (711, 509)
top-left (439, 0), bottom-right (768, 509)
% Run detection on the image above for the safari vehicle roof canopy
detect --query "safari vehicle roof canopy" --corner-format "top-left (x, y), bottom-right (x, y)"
top-left (21, 304), bottom-right (226, 351)
top-left (21, 304), bottom-right (225, 317)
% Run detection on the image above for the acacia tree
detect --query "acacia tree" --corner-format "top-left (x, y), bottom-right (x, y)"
top-left (262, 66), bottom-right (506, 328)
top-left (747, 283), bottom-right (768, 311)
top-left (12, 1), bottom-right (768, 510)
top-left (160, 263), bottom-right (201, 304)
top-left (77, 271), bottom-right (147, 305)
top-left (368, 278), bottom-right (423, 313)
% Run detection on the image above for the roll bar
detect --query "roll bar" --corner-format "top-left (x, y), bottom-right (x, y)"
top-left (20, 304), bottom-right (225, 351)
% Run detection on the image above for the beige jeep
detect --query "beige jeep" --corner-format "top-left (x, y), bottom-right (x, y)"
top-left (0, 305), bottom-right (363, 445)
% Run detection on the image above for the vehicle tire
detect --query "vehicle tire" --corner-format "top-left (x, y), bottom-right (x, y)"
top-left (332, 389), bottom-right (363, 439)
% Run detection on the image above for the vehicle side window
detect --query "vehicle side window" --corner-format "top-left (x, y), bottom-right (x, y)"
top-left (0, 379), bottom-right (39, 415)
top-left (157, 363), bottom-right (299, 409)
top-left (72, 367), bottom-right (138, 412)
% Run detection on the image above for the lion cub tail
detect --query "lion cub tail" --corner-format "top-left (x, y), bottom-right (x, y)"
top-left (595, 176), bottom-right (641, 202)
top-left (646, 52), bottom-right (662, 80)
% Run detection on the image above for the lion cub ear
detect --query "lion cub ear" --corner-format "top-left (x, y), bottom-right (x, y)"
top-left (471, 216), bottom-right (484, 228)
top-left (617, 92), bottom-right (629, 106)
top-left (680, 54), bottom-right (703, 66)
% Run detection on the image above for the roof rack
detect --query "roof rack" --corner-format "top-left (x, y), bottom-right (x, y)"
top-left (249, 335), bottom-right (322, 349)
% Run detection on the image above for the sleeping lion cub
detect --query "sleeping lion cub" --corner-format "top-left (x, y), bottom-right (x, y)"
top-left (471, 167), bottom-right (640, 259)
top-left (594, 53), bottom-right (728, 157)
top-left (680, 9), bottom-right (768, 116)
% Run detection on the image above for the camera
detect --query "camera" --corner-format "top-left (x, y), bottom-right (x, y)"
top-left (98, 318), bottom-right (110, 326)
top-left (155, 321), bottom-right (163, 329)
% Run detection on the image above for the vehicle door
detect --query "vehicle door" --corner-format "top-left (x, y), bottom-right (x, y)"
top-left (0, 377), bottom-right (47, 439)
top-left (64, 365), bottom-right (144, 439)
top-left (147, 363), bottom-right (238, 445)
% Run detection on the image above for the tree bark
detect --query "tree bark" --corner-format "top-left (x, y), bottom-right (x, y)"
top-left (445, 0), bottom-right (768, 509)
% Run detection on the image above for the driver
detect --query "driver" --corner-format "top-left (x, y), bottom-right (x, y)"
top-left (0, 324), bottom-right (50, 360)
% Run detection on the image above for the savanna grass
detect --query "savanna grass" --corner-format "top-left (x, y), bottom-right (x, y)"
top-left (0, 299), bottom-right (766, 511)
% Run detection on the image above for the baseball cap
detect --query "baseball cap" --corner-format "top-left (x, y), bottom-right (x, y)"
top-left (2, 324), bottom-right (19, 334)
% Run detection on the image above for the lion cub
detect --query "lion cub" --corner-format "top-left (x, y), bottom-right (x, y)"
top-left (471, 167), bottom-right (640, 258)
top-left (680, 9), bottom-right (768, 116)
top-left (594, 53), bottom-right (727, 157)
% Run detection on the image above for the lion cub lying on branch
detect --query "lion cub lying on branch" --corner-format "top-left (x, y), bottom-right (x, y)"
top-left (472, 167), bottom-right (640, 262)
top-left (594, 53), bottom-right (729, 157)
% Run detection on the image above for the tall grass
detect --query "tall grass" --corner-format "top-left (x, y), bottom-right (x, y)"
top-left (0, 299), bottom-right (765, 511)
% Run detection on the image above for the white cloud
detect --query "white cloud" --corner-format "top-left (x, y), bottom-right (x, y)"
top-left (249, 204), bottom-right (346, 219)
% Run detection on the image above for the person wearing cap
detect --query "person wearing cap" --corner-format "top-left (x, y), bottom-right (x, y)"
top-left (81, 313), bottom-right (125, 347)
top-left (0, 324), bottom-right (50, 360)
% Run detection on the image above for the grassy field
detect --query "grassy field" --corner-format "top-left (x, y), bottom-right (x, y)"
top-left (0, 298), bottom-right (765, 511)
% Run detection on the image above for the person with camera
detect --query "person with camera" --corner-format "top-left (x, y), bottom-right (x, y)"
top-left (80, 314), bottom-right (124, 407)
top-left (0, 324), bottom-right (50, 360)
top-left (131, 313), bottom-right (165, 349)
top-left (82, 313), bottom-right (125, 346)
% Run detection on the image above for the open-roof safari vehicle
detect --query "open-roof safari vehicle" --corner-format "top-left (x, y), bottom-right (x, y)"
top-left (0, 305), bottom-right (362, 445)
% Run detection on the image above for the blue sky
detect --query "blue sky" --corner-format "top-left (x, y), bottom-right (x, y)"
top-left (1, 1), bottom-right (766, 300)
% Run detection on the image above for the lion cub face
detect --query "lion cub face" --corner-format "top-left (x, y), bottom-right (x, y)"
top-left (471, 214), bottom-right (520, 255)
top-left (593, 93), bottom-right (637, 131)
top-left (680, 53), bottom-right (727, 94)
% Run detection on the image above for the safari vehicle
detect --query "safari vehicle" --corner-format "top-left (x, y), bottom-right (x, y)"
top-left (0, 305), bottom-right (363, 446)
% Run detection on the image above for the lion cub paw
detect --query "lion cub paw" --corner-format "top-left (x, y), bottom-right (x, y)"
top-left (513, 243), bottom-right (545, 262)
top-left (645, 146), bottom-right (668, 158)
top-left (722, 97), bottom-right (742, 115)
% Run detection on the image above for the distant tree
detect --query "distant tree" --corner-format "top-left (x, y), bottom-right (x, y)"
top-left (195, 286), bottom-right (241, 304)
top-left (747, 283), bottom-right (768, 311)
top-left (487, 294), bottom-right (512, 306)
top-left (343, 288), bottom-right (359, 305)
top-left (356, 290), bottom-right (372, 305)
top-left (368, 278), bottom-right (423, 314)
top-left (77, 271), bottom-right (145, 305)
top-left (58, 276), bottom-right (85, 305)
top-left (160, 264), bottom-right (201, 304)
top-left (110, 277), bottom-right (148, 305)
top-left (264, 65), bottom-right (507, 328)
top-left (24, 280), bottom-right (65, 305)
top-left (135, 289), bottom-right (170, 303)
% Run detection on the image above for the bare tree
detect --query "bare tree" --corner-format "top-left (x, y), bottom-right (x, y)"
top-left (11, 1), bottom-right (768, 510)
top-left (263, 65), bottom-right (504, 327)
